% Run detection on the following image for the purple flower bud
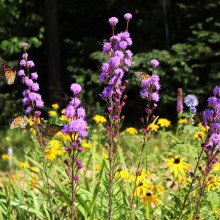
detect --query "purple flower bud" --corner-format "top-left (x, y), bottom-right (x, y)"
top-left (26, 60), bottom-right (35, 68)
top-left (20, 60), bottom-right (26, 67)
top-left (70, 83), bottom-right (82, 95)
top-left (108, 17), bottom-right (118, 26)
top-left (124, 13), bottom-right (132, 21)
top-left (150, 59), bottom-right (160, 68)
top-left (22, 53), bottom-right (28, 60)
top-left (21, 42), bottom-right (28, 48)
top-left (65, 146), bottom-right (71, 151)
top-left (72, 142), bottom-right (77, 147)
top-left (18, 69), bottom-right (25, 77)
top-left (31, 72), bottom-right (38, 80)
top-left (78, 147), bottom-right (83, 152)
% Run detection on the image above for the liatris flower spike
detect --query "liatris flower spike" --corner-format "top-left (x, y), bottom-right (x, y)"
top-left (18, 42), bottom-right (44, 116)
top-left (62, 82), bottom-right (88, 218)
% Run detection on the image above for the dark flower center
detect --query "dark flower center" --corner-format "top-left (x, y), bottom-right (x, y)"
top-left (174, 158), bottom-right (180, 164)
top-left (146, 192), bottom-right (152, 196)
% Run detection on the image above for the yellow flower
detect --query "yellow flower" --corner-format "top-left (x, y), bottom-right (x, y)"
top-left (147, 123), bottom-right (159, 132)
top-left (141, 192), bottom-right (160, 206)
top-left (178, 118), bottom-right (188, 124)
top-left (59, 115), bottom-right (70, 122)
top-left (55, 131), bottom-right (71, 141)
top-left (212, 162), bottom-right (220, 172)
top-left (115, 170), bottom-right (131, 181)
top-left (125, 127), bottom-right (138, 135)
top-left (29, 166), bottom-right (39, 172)
top-left (103, 152), bottom-right (108, 158)
top-left (19, 162), bottom-right (30, 168)
top-left (81, 140), bottom-right (92, 149)
top-left (193, 131), bottom-right (205, 140)
top-left (207, 176), bottom-right (220, 191)
top-left (165, 156), bottom-right (189, 178)
top-left (135, 182), bottom-right (153, 198)
top-left (45, 139), bottom-right (65, 160)
top-left (153, 185), bottom-right (165, 194)
top-left (1, 154), bottom-right (11, 160)
top-left (93, 115), bottom-right (107, 124)
top-left (48, 110), bottom-right (57, 117)
top-left (52, 103), bottom-right (59, 110)
top-left (157, 118), bottom-right (171, 127)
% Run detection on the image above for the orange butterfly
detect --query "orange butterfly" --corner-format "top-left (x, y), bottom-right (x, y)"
top-left (9, 114), bottom-right (29, 129)
top-left (135, 71), bottom-right (151, 81)
top-left (1, 63), bottom-right (16, 85)
top-left (33, 123), bottom-right (63, 137)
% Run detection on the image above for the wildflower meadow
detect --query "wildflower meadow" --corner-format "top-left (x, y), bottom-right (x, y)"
top-left (1, 12), bottom-right (220, 220)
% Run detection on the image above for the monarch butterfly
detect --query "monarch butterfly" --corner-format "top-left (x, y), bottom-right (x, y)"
top-left (135, 71), bottom-right (151, 81)
top-left (1, 63), bottom-right (16, 85)
top-left (34, 123), bottom-right (63, 137)
top-left (9, 114), bottom-right (29, 129)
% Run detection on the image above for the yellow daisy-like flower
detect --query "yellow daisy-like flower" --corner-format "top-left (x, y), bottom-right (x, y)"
top-left (59, 115), bottom-right (71, 122)
top-left (178, 118), bottom-right (188, 124)
top-left (135, 181), bottom-right (153, 197)
top-left (115, 170), bottom-right (131, 181)
top-left (81, 140), bottom-right (92, 149)
top-left (48, 110), bottom-right (57, 117)
top-left (55, 131), bottom-right (71, 141)
top-left (29, 166), bottom-right (39, 172)
top-left (19, 162), bottom-right (30, 168)
top-left (153, 185), bottom-right (165, 194)
top-left (207, 176), bottom-right (220, 191)
top-left (52, 103), bottom-right (59, 110)
top-left (193, 131), bottom-right (205, 140)
top-left (125, 127), bottom-right (138, 135)
top-left (198, 123), bottom-right (209, 132)
top-left (157, 118), bottom-right (171, 127)
top-left (1, 154), bottom-right (11, 160)
top-left (93, 115), bottom-right (107, 124)
top-left (147, 123), bottom-right (159, 132)
top-left (45, 139), bottom-right (65, 160)
top-left (141, 192), bottom-right (160, 206)
top-left (165, 156), bottom-right (189, 178)
top-left (212, 162), bottom-right (220, 172)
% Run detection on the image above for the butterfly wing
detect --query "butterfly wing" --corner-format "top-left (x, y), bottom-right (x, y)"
top-left (38, 124), bottom-right (63, 137)
top-left (10, 115), bottom-right (29, 129)
top-left (135, 71), bottom-right (151, 81)
top-left (1, 63), bottom-right (16, 85)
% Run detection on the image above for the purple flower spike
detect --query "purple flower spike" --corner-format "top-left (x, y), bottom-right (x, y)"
top-left (108, 17), bottom-right (118, 26)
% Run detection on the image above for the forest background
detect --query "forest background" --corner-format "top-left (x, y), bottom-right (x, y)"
top-left (0, 0), bottom-right (220, 128)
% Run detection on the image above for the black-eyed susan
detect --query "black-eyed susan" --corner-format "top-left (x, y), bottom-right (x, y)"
top-left (141, 192), bottom-right (160, 206)
top-left (135, 182), bottom-right (153, 198)
top-left (157, 118), bottom-right (171, 127)
top-left (92, 115), bottom-right (107, 124)
top-left (207, 176), bottom-right (220, 191)
top-left (165, 156), bottom-right (189, 178)
top-left (115, 170), bottom-right (131, 181)
top-left (125, 127), bottom-right (138, 135)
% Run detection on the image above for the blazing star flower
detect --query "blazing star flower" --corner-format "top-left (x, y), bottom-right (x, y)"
top-left (165, 156), bottom-right (190, 178)
top-left (124, 13), bottom-right (132, 21)
top-left (18, 44), bottom-right (44, 115)
top-left (177, 88), bottom-right (184, 114)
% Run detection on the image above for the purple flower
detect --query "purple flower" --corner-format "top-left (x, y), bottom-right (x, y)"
top-left (77, 107), bottom-right (86, 118)
top-left (124, 13), bottom-right (132, 21)
top-left (26, 60), bottom-right (35, 68)
top-left (100, 86), bottom-right (114, 99)
top-left (108, 17), bottom-right (118, 26)
top-left (65, 105), bottom-right (76, 118)
top-left (18, 69), bottom-right (25, 77)
top-left (211, 134), bottom-right (220, 146)
top-left (31, 72), bottom-right (38, 80)
top-left (151, 92), bottom-right (160, 102)
top-left (22, 53), bottom-right (28, 60)
top-left (119, 41), bottom-right (127, 49)
top-left (150, 59), bottom-right (160, 68)
top-left (32, 82), bottom-right (39, 91)
top-left (25, 79), bottom-right (33, 87)
top-left (20, 60), bottom-right (26, 67)
top-left (70, 83), bottom-right (82, 95)
top-left (110, 56), bottom-right (121, 67)
top-left (184, 94), bottom-right (198, 108)
top-left (190, 106), bottom-right (197, 114)
top-left (101, 62), bottom-right (110, 72)
top-left (21, 42), bottom-right (28, 48)
top-left (103, 42), bottom-right (112, 55)
top-left (213, 86), bottom-right (220, 98)
top-left (69, 97), bottom-right (81, 107)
